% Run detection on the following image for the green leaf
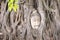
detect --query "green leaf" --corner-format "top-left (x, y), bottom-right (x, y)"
top-left (8, 6), bottom-right (12, 11)
top-left (9, 0), bottom-right (14, 3)
top-left (15, 0), bottom-right (18, 2)
top-left (8, 0), bottom-right (19, 12)
top-left (8, 4), bottom-right (13, 11)
top-left (13, 4), bottom-right (19, 12)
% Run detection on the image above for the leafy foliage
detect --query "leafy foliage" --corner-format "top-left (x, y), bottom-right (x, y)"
top-left (8, 0), bottom-right (19, 12)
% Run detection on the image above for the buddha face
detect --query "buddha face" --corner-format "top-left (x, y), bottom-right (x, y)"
top-left (31, 15), bottom-right (40, 29)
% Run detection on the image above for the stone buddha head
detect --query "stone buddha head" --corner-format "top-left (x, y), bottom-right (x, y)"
top-left (30, 10), bottom-right (41, 29)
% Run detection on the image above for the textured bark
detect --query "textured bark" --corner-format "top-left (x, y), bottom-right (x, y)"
top-left (0, 0), bottom-right (60, 40)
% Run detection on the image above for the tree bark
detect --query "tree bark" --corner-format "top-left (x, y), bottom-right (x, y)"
top-left (0, 0), bottom-right (60, 40)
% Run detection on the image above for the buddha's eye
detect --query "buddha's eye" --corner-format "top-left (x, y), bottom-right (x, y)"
top-left (34, 16), bottom-right (40, 22)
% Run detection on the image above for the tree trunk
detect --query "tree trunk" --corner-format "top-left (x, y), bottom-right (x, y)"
top-left (0, 0), bottom-right (60, 40)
